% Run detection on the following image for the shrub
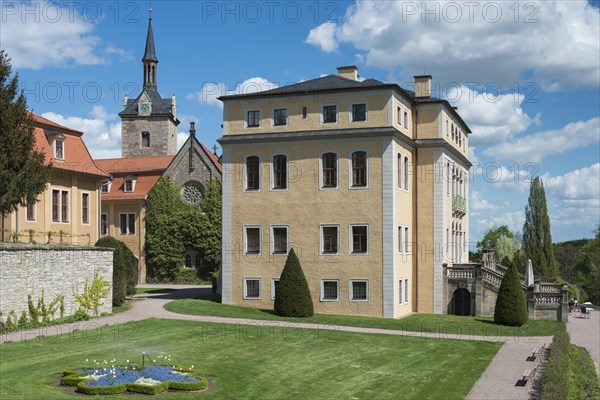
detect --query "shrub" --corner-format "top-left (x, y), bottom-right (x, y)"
top-left (95, 236), bottom-right (138, 306)
top-left (494, 262), bottom-right (528, 326)
top-left (274, 248), bottom-right (314, 317)
top-left (76, 380), bottom-right (127, 395)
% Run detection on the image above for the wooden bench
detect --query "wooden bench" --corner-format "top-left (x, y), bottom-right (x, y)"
top-left (522, 363), bottom-right (539, 384)
top-left (531, 343), bottom-right (547, 360)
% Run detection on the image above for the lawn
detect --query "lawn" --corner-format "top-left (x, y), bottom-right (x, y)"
top-left (0, 318), bottom-right (501, 399)
top-left (135, 287), bottom-right (177, 295)
top-left (165, 299), bottom-right (565, 337)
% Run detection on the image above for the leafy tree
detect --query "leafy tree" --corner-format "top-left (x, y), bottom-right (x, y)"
top-left (95, 236), bottom-right (138, 306)
top-left (522, 177), bottom-right (559, 279)
top-left (474, 225), bottom-right (520, 263)
top-left (274, 248), bottom-right (314, 317)
top-left (196, 179), bottom-right (222, 275)
top-left (0, 49), bottom-right (50, 241)
top-left (573, 227), bottom-right (600, 303)
top-left (145, 175), bottom-right (185, 281)
top-left (494, 262), bottom-right (528, 326)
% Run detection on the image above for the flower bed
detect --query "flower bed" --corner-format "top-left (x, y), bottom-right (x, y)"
top-left (61, 362), bottom-right (208, 395)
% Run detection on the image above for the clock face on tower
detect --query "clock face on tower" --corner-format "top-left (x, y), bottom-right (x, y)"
top-left (139, 102), bottom-right (151, 115)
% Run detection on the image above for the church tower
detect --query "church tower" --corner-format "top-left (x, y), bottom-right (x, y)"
top-left (119, 7), bottom-right (179, 158)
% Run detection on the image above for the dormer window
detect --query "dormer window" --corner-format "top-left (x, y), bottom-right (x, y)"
top-left (54, 139), bottom-right (64, 160)
top-left (101, 179), bottom-right (111, 193)
top-left (141, 132), bottom-right (150, 147)
top-left (124, 176), bottom-right (137, 193)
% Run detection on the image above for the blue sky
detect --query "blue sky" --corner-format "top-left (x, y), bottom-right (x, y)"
top-left (2, 0), bottom-right (599, 244)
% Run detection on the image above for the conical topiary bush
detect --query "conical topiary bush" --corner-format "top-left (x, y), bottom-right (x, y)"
top-left (274, 248), bottom-right (314, 317)
top-left (494, 262), bottom-right (528, 326)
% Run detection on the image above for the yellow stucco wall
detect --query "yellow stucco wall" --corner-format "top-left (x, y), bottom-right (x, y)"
top-left (415, 149), bottom-right (435, 313)
top-left (229, 138), bottom-right (386, 316)
top-left (224, 89), bottom-right (391, 135)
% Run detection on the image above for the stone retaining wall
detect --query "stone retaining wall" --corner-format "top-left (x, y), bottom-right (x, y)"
top-left (0, 244), bottom-right (113, 318)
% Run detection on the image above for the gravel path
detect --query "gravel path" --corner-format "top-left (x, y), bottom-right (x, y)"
top-left (2, 285), bottom-right (596, 399)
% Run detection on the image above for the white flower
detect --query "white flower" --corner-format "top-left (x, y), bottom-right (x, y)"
top-left (126, 359), bottom-right (129, 363)
top-left (134, 377), bottom-right (161, 386)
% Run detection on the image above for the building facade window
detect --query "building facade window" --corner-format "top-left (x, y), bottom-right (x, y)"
top-left (321, 225), bottom-right (340, 255)
top-left (350, 280), bottom-right (368, 301)
top-left (351, 103), bottom-right (367, 122)
top-left (141, 132), bottom-right (150, 147)
top-left (101, 213), bottom-right (108, 236)
top-left (243, 278), bottom-right (261, 299)
top-left (398, 153), bottom-right (402, 188)
top-left (246, 156), bottom-right (260, 191)
top-left (399, 280), bottom-right (403, 304)
top-left (271, 225), bottom-right (288, 255)
top-left (351, 151), bottom-right (367, 187)
top-left (185, 254), bottom-right (192, 268)
top-left (273, 108), bottom-right (287, 126)
top-left (272, 154), bottom-right (287, 190)
top-left (322, 105), bottom-right (337, 123)
top-left (404, 156), bottom-right (409, 190)
top-left (119, 213), bottom-right (136, 235)
top-left (81, 193), bottom-right (89, 224)
top-left (397, 106), bottom-right (402, 126)
top-left (398, 225), bottom-right (403, 253)
top-left (54, 139), bottom-right (64, 160)
top-left (321, 152), bottom-right (338, 188)
top-left (61, 191), bottom-right (69, 222)
top-left (26, 201), bottom-right (35, 221)
top-left (350, 225), bottom-right (368, 254)
top-left (271, 278), bottom-right (280, 300)
top-left (404, 111), bottom-right (408, 129)
top-left (405, 279), bottom-right (409, 303)
top-left (101, 179), bottom-right (110, 193)
top-left (321, 279), bottom-right (340, 301)
top-left (405, 226), bottom-right (410, 253)
top-left (244, 226), bottom-right (261, 255)
top-left (247, 110), bottom-right (260, 128)
top-left (124, 178), bottom-right (136, 193)
top-left (195, 255), bottom-right (202, 269)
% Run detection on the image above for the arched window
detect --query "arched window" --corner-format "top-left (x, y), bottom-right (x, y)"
top-left (182, 181), bottom-right (204, 204)
top-left (351, 151), bottom-right (367, 187)
top-left (397, 153), bottom-right (402, 188)
top-left (446, 162), bottom-right (450, 195)
top-left (272, 154), bottom-right (287, 190)
top-left (141, 132), bottom-right (150, 147)
top-left (404, 156), bottom-right (409, 190)
top-left (321, 152), bottom-right (338, 188)
top-left (246, 156), bottom-right (260, 191)
top-left (185, 254), bottom-right (191, 269)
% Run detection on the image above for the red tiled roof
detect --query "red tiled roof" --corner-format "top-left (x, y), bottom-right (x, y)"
top-left (95, 155), bottom-right (175, 174)
top-left (101, 174), bottom-right (162, 201)
top-left (31, 113), bottom-right (110, 177)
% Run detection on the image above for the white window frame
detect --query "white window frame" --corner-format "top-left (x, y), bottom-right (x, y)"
top-left (100, 213), bottom-right (108, 236)
top-left (404, 156), bottom-right (409, 191)
top-left (244, 155), bottom-right (261, 192)
top-left (81, 191), bottom-right (90, 225)
top-left (348, 150), bottom-right (369, 189)
top-left (397, 105), bottom-right (402, 126)
top-left (398, 225), bottom-right (403, 254)
top-left (405, 278), bottom-right (409, 303)
top-left (320, 279), bottom-right (340, 302)
top-left (272, 107), bottom-right (288, 127)
top-left (243, 225), bottom-right (262, 256)
top-left (349, 102), bottom-right (368, 123)
top-left (399, 279), bottom-right (404, 305)
top-left (119, 213), bottom-right (136, 235)
top-left (319, 151), bottom-right (339, 190)
top-left (397, 152), bottom-right (403, 189)
top-left (245, 109), bottom-right (261, 129)
top-left (270, 224), bottom-right (289, 256)
top-left (349, 279), bottom-right (369, 302)
top-left (101, 179), bottom-right (111, 194)
top-left (404, 111), bottom-right (409, 129)
top-left (405, 226), bottom-right (410, 253)
top-left (270, 153), bottom-right (289, 191)
top-left (51, 188), bottom-right (70, 224)
top-left (320, 224), bottom-right (340, 256)
top-left (243, 277), bottom-right (262, 300)
top-left (26, 200), bottom-right (36, 222)
top-left (349, 224), bottom-right (369, 255)
top-left (124, 176), bottom-right (137, 193)
top-left (53, 138), bottom-right (65, 160)
top-left (271, 277), bottom-right (280, 300)
top-left (320, 104), bottom-right (338, 124)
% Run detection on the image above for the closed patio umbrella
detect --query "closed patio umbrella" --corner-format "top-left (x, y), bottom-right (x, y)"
top-left (525, 259), bottom-right (534, 287)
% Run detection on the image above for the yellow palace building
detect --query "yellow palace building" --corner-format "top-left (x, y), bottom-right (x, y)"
top-left (219, 67), bottom-right (471, 318)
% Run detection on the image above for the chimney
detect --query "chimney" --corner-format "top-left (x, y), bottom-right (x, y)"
top-left (189, 121), bottom-right (196, 137)
top-left (337, 65), bottom-right (359, 81)
top-left (414, 75), bottom-right (432, 98)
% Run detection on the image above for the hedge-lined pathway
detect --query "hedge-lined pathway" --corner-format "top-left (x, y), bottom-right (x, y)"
top-left (4, 285), bottom-right (589, 399)
top-left (567, 309), bottom-right (600, 376)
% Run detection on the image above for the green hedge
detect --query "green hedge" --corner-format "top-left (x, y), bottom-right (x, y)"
top-left (126, 381), bottom-right (169, 395)
top-left (95, 236), bottom-right (138, 306)
top-left (76, 380), bottom-right (127, 395)
top-left (540, 331), bottom-right (600, 400)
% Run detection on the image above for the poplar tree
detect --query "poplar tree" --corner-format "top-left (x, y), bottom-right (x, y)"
top-left (522, 177), bottom-right (559, 279)
top-left (0, 50), bottom-right (49, 241)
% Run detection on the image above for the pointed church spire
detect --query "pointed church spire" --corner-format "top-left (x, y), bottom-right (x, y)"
top-left (142, 5), bottom-right (158, 89)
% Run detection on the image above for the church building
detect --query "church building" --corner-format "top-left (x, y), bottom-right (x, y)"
top-left (95, 10), bottom-right (221, 283)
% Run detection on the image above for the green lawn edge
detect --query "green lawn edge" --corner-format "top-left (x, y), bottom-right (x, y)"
top-left (164, 298), bottom-right (565, 337)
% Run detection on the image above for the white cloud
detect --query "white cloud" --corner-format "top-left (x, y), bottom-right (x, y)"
top-left (483, 117), bottom-right (600, 163)
top-left (446, 85), bottom-right (540, 146)
top-left (41, 106), bottom-right (121, 158)
top-left (2, 1), bottom-right (130, 69)
top-left (187, 77), bottom-right (278, 108)
top-left (470, 190), bottom-right (498, 211)
top-left (307, 1), bottom-right (600, 90)
top-left (544, 163), bottom-right (600, 201)
top-left (305, 22), bottom-right (338, 52)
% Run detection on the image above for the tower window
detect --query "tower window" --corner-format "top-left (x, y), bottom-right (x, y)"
top-left (141, 132), bottom-right (150, 147)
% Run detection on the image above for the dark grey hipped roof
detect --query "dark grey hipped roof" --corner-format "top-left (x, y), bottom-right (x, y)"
top-left (261, 75), bottom-right (386, 95)
top-left (119, 89), bottom-right (174, 118)
top-left (142, 18), bottom-right (158, 62)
